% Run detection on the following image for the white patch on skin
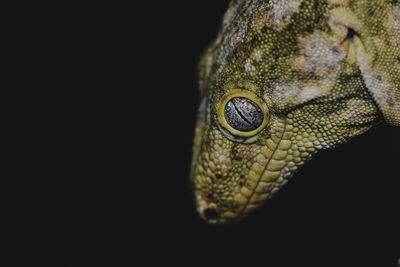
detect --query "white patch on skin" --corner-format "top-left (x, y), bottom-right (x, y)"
top-left (294, 31), bottom-right (346, 77)
top-left (244, 58), bottom-right (256, 73)
top-left (265, 0), bottom-right (303, 29)
top-left (269, 80), bottom-right (330, 107)
top-left (265, 31), bottom-right (347, 110)
top-left (295, 87), bottom-right (323, 103)
top-left (251, 49), bottom-right (263, 62)
top-left (269, 80), bottom-right (298, 103)
top-left (269, 31), bottom-right (346, 109)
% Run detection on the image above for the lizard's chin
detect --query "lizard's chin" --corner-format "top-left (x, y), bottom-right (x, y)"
top-left (194, 191), bottom-right (264, 224)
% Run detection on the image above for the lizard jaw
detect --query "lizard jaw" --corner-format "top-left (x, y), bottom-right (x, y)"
top-left (193, 117), bottom-right (296, 224)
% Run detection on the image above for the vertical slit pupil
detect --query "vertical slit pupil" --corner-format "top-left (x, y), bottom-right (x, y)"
top-left (224, 97), bottom-right (263, 132)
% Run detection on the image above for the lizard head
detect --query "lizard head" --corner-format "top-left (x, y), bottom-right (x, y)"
top-left (191, 0), bottom-right (398, 223)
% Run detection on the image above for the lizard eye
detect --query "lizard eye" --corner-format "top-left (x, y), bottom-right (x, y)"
top-left (216, 90), bottom-right (269, 138)
top-left (224, 98), bottom-right (263, 132)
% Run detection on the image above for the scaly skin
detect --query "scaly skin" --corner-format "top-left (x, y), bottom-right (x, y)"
top-left (191, 0), bottom-right (400, 224)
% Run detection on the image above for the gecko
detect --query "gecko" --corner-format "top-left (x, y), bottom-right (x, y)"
top-left (191, 0), bottom-right (399, 223)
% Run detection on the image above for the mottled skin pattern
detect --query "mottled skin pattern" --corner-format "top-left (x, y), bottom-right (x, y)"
top-left (191, 0), bottom-right (399, 224)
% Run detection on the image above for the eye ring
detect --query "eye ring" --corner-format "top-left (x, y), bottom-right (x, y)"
top-left (216, 90), bottom-right (269, 138)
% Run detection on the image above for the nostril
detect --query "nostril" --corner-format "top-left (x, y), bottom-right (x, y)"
top-left (204, 208), bottom-right (220, 221)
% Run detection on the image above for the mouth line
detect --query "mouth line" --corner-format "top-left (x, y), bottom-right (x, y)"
top-left (236, 118), bottom-right (288, 220)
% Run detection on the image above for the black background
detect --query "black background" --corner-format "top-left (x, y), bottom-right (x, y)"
top-left (5, 1), bottom-right (399, 266)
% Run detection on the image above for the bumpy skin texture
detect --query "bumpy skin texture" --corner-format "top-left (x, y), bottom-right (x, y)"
top-left (191, 0), bottom-right (400, 224)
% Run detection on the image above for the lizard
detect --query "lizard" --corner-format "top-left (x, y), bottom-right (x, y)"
top-left (191, 0), bottom-right (399, 224)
